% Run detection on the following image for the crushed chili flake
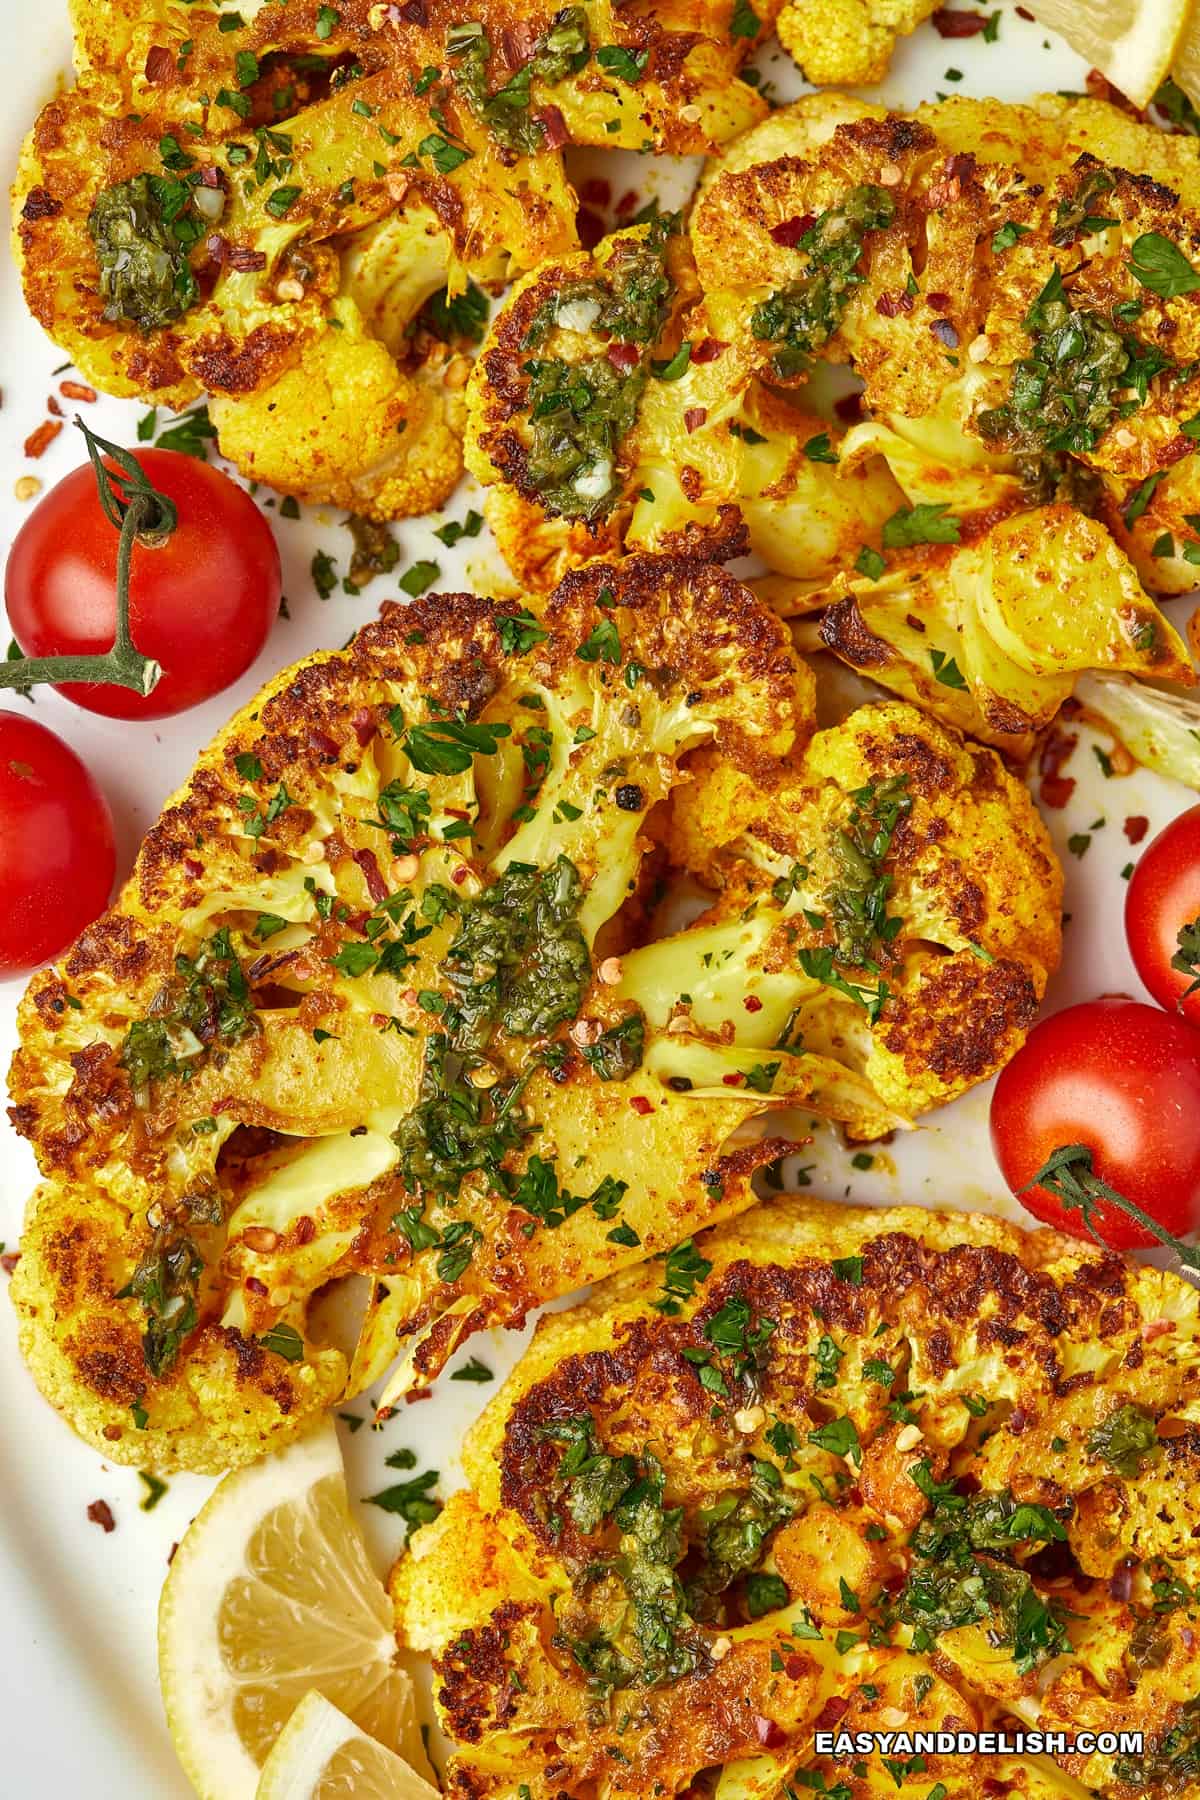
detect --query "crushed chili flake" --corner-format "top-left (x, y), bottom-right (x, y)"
top-left (536, 105), bottom-right (568, 150)
top-left (59, 380), bottom-right (97, 402)
top-left (579, 177), bottom-right (611, 208)
top-left (246, 1275), bottom-right (269, 1297)
top-left (24, 419), bottom-right (62, 459)
top-left (1015, 4), bottom-right (1033, 15)
top-left (1123, 815), bottom-right (1150, 844)
top-left (926, 290), bottom-right (952, 312)
top-left (167, 1541), bottom-right (179, 1565)
top-left (295, 1215), bottom-right (316, 1245)
top-left (876, 290), bottom-right (914, 317)
top-left (905, 612), bottom-right (927, 634)
top-left (721, 1072), bottom-right (745, 1087)
top-left (629, 1094), bottom-right (654, 1115)
top-left (144, 43), bottom-right (174, 83)
top-left (932, 7), bottom-right (993, 35)
top-left (227, 245), bottom-right (268, 272)
top-left (1038, 728), bottom-right (1078, 809)
top-left (607, 342), bottom-right (641, 374)
top-left (352, 847), bottom-right (389, 903)
top-left (0, 1250), bottom-right (19, 1275)
top-left (769, 214), bottom-right (815, 248)
top-left (47, 395), bottom-right (62, 417)
top-left (615, 189), bottom-right (639, 217)
top-left (87, 1499), bottom-right (116, 1533)
top-left (754, 1717), bottom-right (786, 1748)
top-left (690, 337), bottom-right (727, 364)
top-left (743, 994), bottom-right (763, 1013)
top-left (407, 1386), bottom-right (434, 1402)
top-left (834, 392), bottom-right (864, 424)
top-left (815, 1695), bottom-right (849, 1731)
top-left (684, 406), bottom-right (708, 433)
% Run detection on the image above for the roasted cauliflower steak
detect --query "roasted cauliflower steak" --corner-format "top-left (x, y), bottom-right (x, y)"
top-left (467, 91), bottom-right (1198, 752)
top-left (8, 546), bottom-right (1061, 1474)
top-left (393, 1196), bottom-right (1200, 1800)
top-left (12, 0), bottom-right (775, 515)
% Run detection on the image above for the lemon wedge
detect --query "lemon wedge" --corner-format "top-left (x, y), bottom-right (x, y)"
top-left (1028, 0), bottom-right (1191, 107)
top-left (1171, 10), bottom-right (1200, 112)
top-left (256, 1692), bottom-right (438, 1800)
top-left (159, 1421), bottom-right (426, 1800)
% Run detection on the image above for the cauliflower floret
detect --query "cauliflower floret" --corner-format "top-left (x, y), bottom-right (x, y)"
top-left (210, 294), bottom-right (466, 519)
top-left (635, 699), bottom-right (1062, 1127)
top-left (14, 549), bottom-right (902, 1472)
top-left (776, 0), bottom-right (937, 88)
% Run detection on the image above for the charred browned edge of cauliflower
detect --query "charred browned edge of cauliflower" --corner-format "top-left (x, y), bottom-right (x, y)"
top-left (393, 1195), bottom-right (1200, 1800)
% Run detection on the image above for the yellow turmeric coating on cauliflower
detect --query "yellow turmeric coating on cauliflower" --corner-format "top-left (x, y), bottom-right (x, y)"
top-left (392, 1195), bottom-right (1200, 1800)
top-left (776, 0), bottom-right (937, 89)
top-left (12, 0), bottom-right (774, 513)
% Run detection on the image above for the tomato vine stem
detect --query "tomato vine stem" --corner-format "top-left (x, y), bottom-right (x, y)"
top-left (1024, 1141), bottom-right (1200, 1272)
top-left (0, 418), bottom-right (167, 697)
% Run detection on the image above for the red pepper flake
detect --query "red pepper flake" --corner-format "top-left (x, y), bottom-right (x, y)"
top-left (227, 244), bottom-right (268, 273)
top-left (834, 392), bottom-right (864, 425)
top-left (144, 43), bottom-right (174, 82)
top-left (607, 341), bottom-right (641, 374)
top-left (1009, 1405), bottom-right (1029, 1434)
top-left (1038, 728), bottom-right (1078, 810)
top-left (769, 214), bottom-right (815, 248)
top-left (815, 1695), bottom-right (849, 1732)
top-left (184, 856), bottom-right (204, 879)
top-left (352, 847), bottom-right (389, 904)
top-left (579, 177), bottom-right (611, 207)
top-left (690, 337), bottom-right (727, 364)
top-left (754, 1717), bottom-right (786, 1749)
top-left (397, 0), bottom-right (427, 21)
top-left (932, 6), bottom-right (992, 33)
top-left (784, 1655), bottom-right (809, 1679)
top-left (536, 105), bottom-right (568, 150)
top-left (926, 290), bottom-right (952, 312)
top-left (876, 290), bottom-right (914, 317)
top-left (60, 379), bottom-right (97, 403)
top-left (722, 1072), bottom-right (745, 1087)
top-left (684, 406), bottom-right (708, 433)
top-left (295, 1215), bottom-right (316, 1245)
top-left (306, 727), bottom-right (340, 762)
top-left (629, 1095), bottom-right (654, 1115)
top-left (24, 419), bottom-right (62, 459)
top-left (407, 1386), bottom-right (434, 1402)
top-left (1015, 3), bottom-right (1033, 14)
top-left (246, 1276), bottom-right (268, 1297)
top-left (87, 1500), bottom-right (116, 1534)
top-left (0, 1251), bottom-right (19, 1276)
top-left (167, 1541), bottom-right (179, 1565)
top-left (1123, 814), bottom-right (1150, 844)
top-left (930, 318), bottom-right (959, 348)
top-left (450, 864), bottom-right (469, 885)
top-left (350, 707), bottom-right (376, 747)
top-left (615, 189), bottom-right (639, 217)
top-left (577, 206), bottom-right (606, 251)
top-left (47, 395), bottom-right (62, 417)
top-left (198, 165), bottom-right (223, 191)
top-left (743, 994), bottom-right (763, 1013)
top-left (905, 612), bottom-right (926, 634)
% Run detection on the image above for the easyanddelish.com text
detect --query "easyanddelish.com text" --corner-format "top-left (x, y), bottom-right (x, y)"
top-left (814, 1729), bottom-right (1143, 1757)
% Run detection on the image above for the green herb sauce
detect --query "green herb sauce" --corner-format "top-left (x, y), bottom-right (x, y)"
top-left (88, 173), bottom-right (200, 332)
top-left (750, 184), bottom-right (896, 378)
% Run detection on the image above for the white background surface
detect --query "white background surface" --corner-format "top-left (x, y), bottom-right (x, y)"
top-left (0, 7), bottom-right (1194, 1796)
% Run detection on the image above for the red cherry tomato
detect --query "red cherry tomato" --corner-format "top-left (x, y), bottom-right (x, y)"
top-left (990, 997), bottom-right (1200, 1249)
top-left (1125, 804), bottom-right (1200, 1025)
top-left (5, 450), bottom-right (281, 719)
top-left (0, 711), bottom-right (115, 975)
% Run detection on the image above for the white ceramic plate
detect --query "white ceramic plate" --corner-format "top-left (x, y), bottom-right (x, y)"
top-left (0, 8), bottom-right (1194, 1794)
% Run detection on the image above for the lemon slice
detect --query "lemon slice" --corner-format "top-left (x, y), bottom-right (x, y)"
top-left (159, 1421), bottom-right (425, 1800)
top-left (256, 1692), bottom-right (438, 1800)
top-left (1028, 0), bottom-right (1191, 107)
top-left (1171, 11), bottom-right (1200, 112)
